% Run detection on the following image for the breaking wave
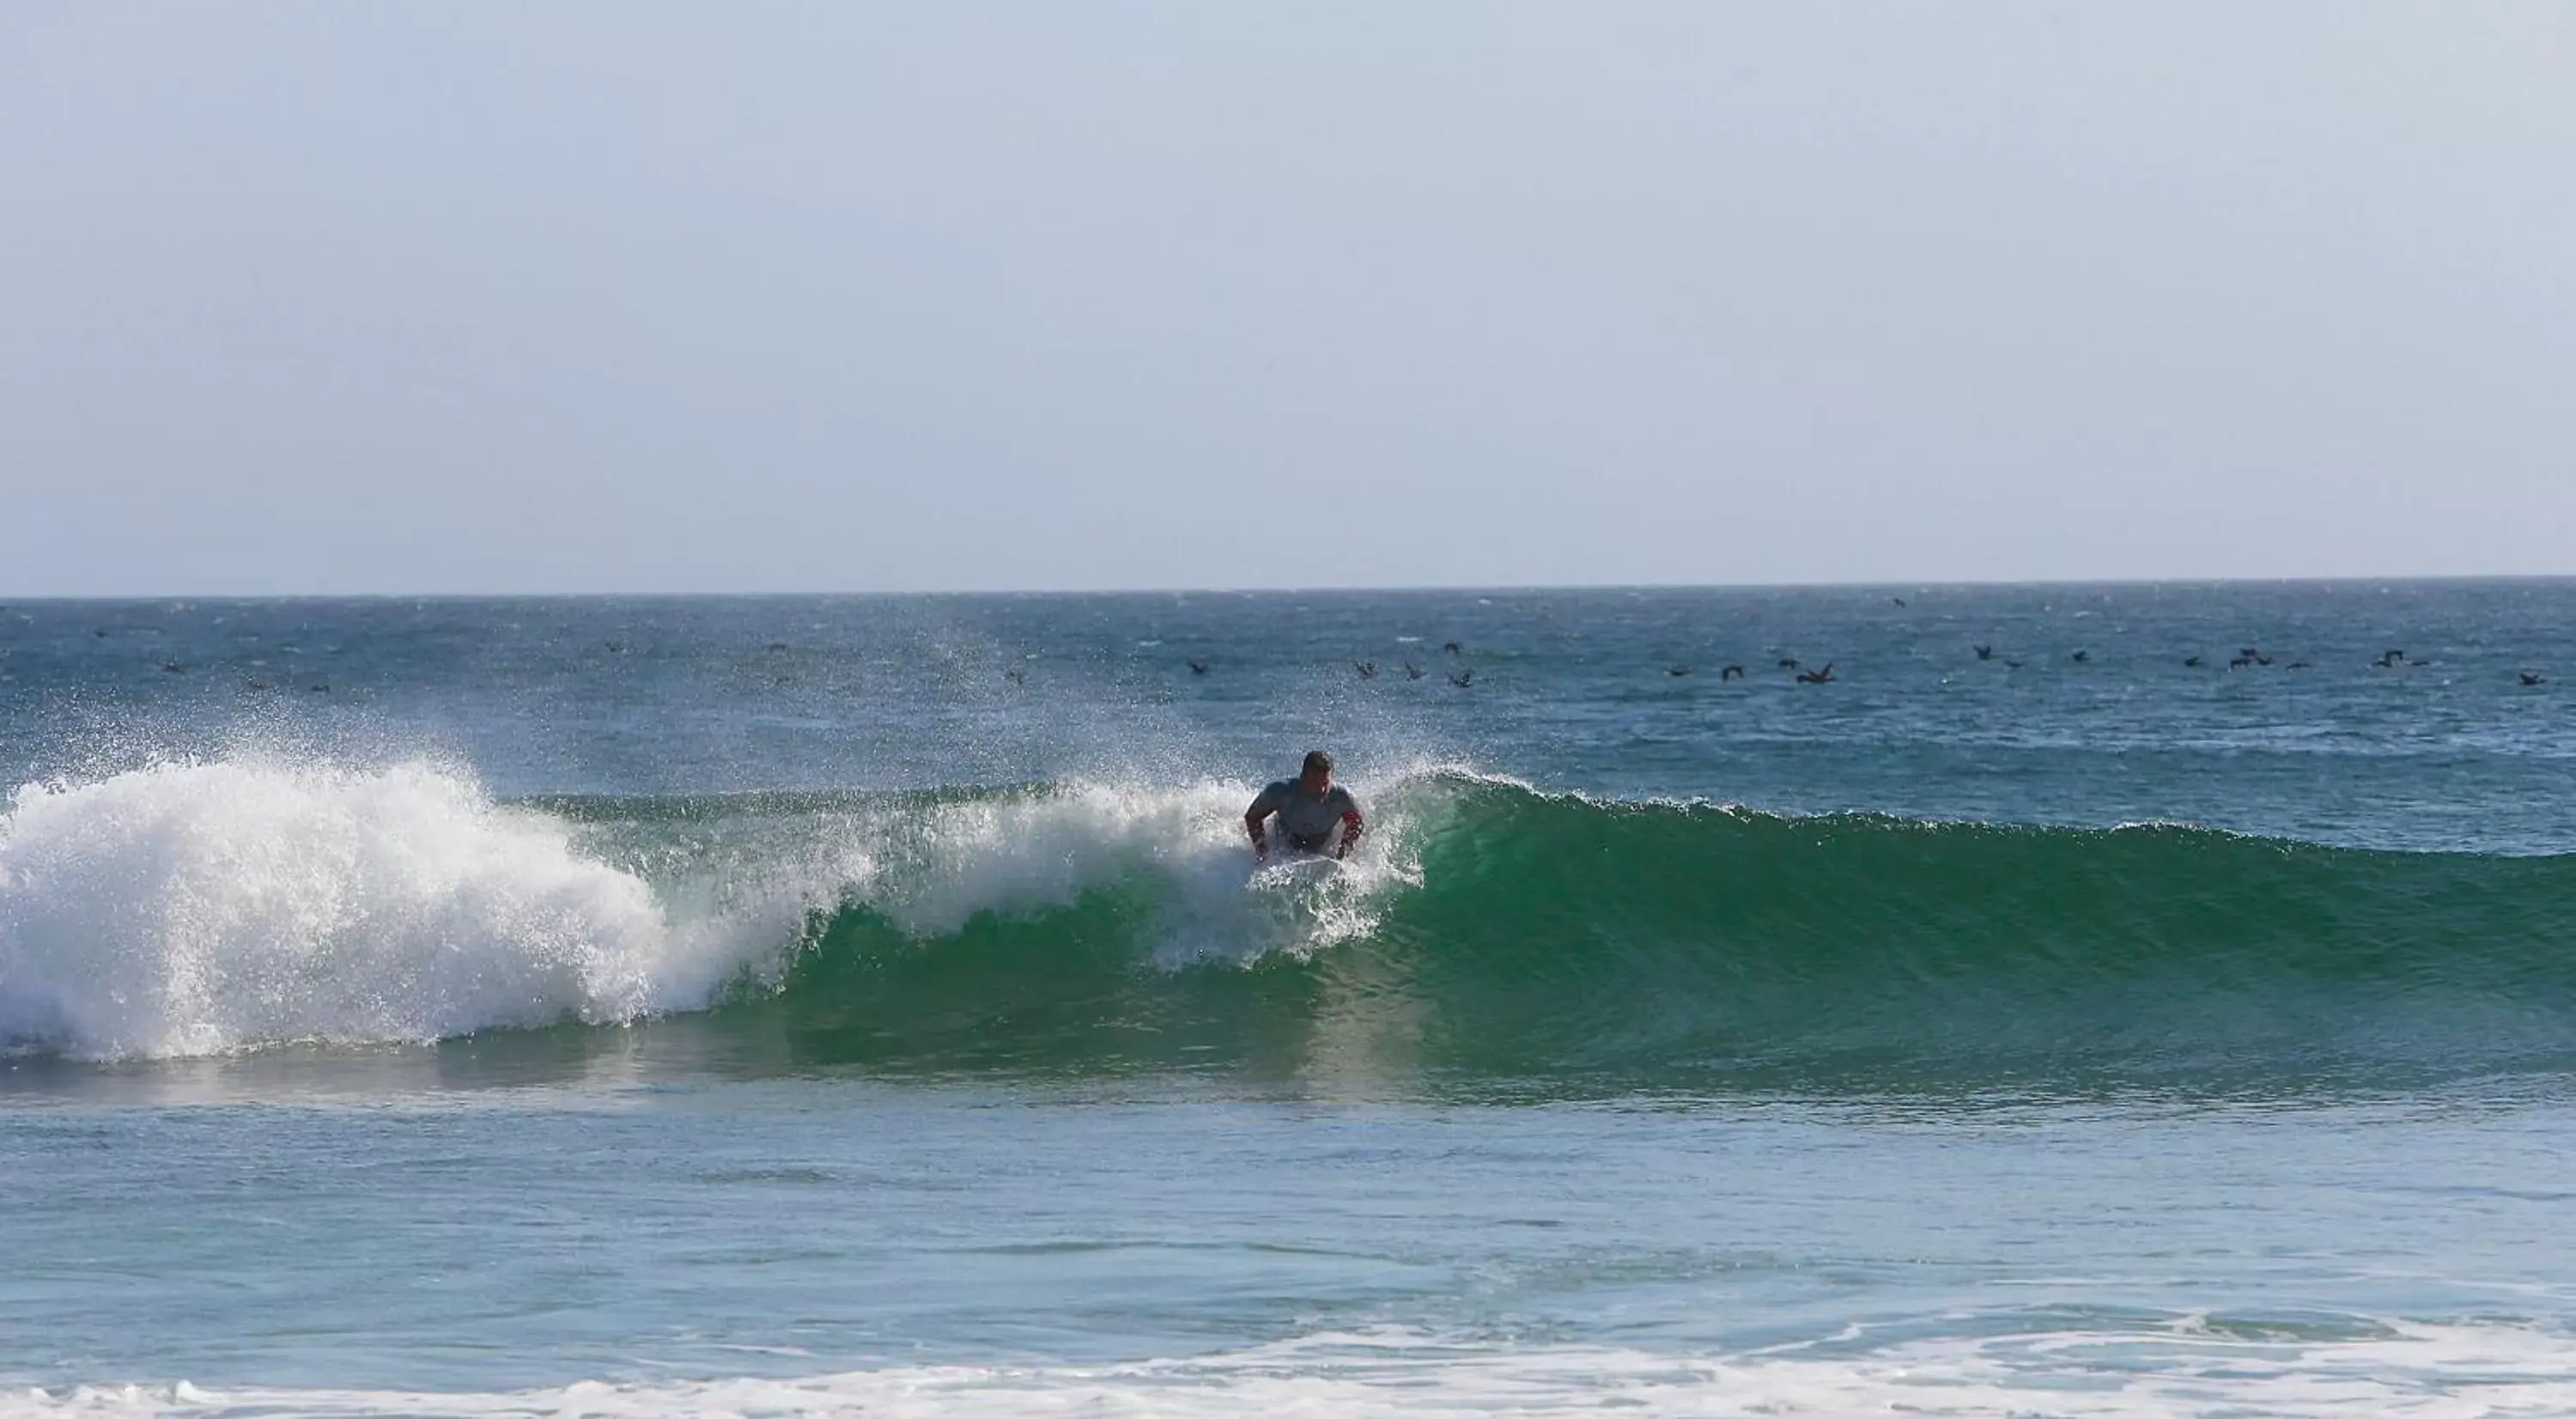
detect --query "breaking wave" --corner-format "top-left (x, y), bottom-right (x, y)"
top-left (8, 758), bottom-right (2576, 1086)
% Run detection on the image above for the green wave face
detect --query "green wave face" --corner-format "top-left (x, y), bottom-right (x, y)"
top-left (714, 778), bottom-right (2576, 1091)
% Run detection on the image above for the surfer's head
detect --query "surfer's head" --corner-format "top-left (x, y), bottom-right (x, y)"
top-left (1300, 750), bottom-right (1334, 795)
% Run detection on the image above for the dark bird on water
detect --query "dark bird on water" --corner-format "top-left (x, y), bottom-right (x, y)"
top-left (308, 683), bottom-right (330, 693)
top-left (1403, 661), bottom-right (1425, 679)
top-left (1354, 661), bottom-right (1376, 679)
top-left (1796, 663), bottom-right (1835, 684)
top-left (1187, 659), bottom-right (1209, 675)
top-left (1449, 670), bottom-right (1474, 688)
top-left (2184, 655), bottom-right (2206, 667)
top-left (161, 661), bottom-right (185, 673)
top-left (1891, 596), bottom-right (1907, 607)
top-left (2070, 650), bottom-right (2091, 663)
top-left (1004, 667), bottom-right (1027, 685)
top-left (1972, 644), bottom-right (1993, 661)
top-left (1667, 665), bottom-right (1692, 677)
top-left (2003, 659), bottom-right (2025, 670)
top-left (1777, 657), bottom-right (1800, 670)
top-left (1443, 641), bottom-right (1464, 656)
top-left (2231, 656), bottom-right (2254, 670)
top-left (2523, 671), bottom-right (2548, 686)
top-left (1720, 665), bottom-right (1745, 680)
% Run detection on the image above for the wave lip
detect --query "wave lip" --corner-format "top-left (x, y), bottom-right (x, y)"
top-left (0, 760), bottom-right (738, 1061)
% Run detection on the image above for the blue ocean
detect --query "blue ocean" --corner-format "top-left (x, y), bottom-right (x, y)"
top-left (5, 582), bottom-right (2575, 1416)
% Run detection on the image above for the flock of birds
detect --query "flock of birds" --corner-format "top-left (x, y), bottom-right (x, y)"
top-left (55, 626), bottom-right (341, 695)
top-left (1218, 640), bottom-right (1485, 687)
top-left (42, 619), bottom-right (2555, 694)
top-left (1168, 636), bottom-right (2549, 690)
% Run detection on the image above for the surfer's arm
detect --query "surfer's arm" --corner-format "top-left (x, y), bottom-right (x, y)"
top-left (1335, 809), bottom-right (1364, 859)
top-left (1244, 784), bottom-right (1289, 859)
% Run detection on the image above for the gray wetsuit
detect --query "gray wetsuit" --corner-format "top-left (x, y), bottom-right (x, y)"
top-left (1249, 779), bottom-right (1364, 854)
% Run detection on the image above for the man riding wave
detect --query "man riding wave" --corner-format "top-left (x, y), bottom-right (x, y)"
top-left (1245, 750), bottom-right (1364, 861)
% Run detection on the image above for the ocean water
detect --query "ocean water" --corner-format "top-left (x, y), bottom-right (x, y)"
top-left (3, 582), bottom-right (2574, 1416)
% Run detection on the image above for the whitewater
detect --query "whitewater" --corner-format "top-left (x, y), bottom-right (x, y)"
top-left (6, 586), bottom-right (2576, 1416)
top-left (0, 758), bottom-right (1442, 1062)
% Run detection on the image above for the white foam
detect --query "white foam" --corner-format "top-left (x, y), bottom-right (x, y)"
top-left (13, 1323), bottom-right (2576, 1417)
top-left (0, 760), bottom-right (1437, 1061)
top-left (0, 760), bottom-right (763, 1061)
top-left (866, 777), bottom-right (1417, 966)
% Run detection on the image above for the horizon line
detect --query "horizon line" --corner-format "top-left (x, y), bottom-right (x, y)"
top-left (6, 573), bottom-right (2576, 602)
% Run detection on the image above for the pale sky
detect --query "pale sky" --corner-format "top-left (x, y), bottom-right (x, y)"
top-left (3, 3), bottom-right (2571, 595)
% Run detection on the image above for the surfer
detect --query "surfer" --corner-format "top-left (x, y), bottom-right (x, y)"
top-left (1245, 751), bottom-right (1366, 861)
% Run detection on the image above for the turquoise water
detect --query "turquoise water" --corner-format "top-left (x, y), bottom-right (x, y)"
top-left (3, 584), bottom-right (2574, 1415)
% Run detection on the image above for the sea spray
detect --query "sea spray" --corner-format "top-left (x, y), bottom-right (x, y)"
top-left (0, 760), bottom-right (739, 1059)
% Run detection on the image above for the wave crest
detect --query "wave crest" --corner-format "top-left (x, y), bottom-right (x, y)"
top-left (0, 761), bottom-right (729, 1059)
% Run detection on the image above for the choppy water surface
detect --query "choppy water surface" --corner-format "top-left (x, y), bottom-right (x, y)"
top-left (3, 584), bottom-right (2573, 1416)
